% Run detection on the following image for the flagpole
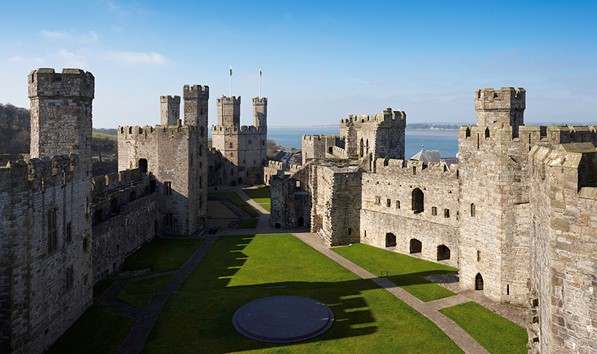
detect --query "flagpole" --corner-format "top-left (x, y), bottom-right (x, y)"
top-left (259, 68), bottom-right (262, 98)
top-left (229, 66), bottom-right (232, 97)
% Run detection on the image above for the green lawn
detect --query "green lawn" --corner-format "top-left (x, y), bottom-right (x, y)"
top-left (48, 288), bottom-right (133, 354)
top-left (123, 237), bottom-right (203, 272)
top-left (243, 186), bottom-right (271, 212)
top-left (209, 191), bottom-right (260, 217)
top-left (333, 244), bottom-right (457, 302)
top-left (117, 275), bottom-right (172, 309)
top-left (143, 234), bottom-right (463, 353)
top-left (440, 302), bottom-right (528, 354)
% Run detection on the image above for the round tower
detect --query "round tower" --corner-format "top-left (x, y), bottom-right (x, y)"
top-left (217, 96), bottom-right (241, 127)
top-left (252, 97), bottom-right (267, 130)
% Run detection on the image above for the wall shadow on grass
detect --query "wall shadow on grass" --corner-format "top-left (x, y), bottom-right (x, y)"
top-left (147, 235), bottom-right (384, 352)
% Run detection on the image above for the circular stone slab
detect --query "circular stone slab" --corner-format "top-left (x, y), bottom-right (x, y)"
top-left (232, 296), bottom-right (334, 343)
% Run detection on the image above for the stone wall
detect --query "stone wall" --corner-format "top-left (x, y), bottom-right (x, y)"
top-left (360, 158), bottom-right (460, 268)
top-left (270, 162), bottom-right (312, 229)
top-left (91, 169), bottom-right (157, 283)
top-left (0, 157), bottom-right (92, 354)
top-left (528, 144), bottom-right (597, 353)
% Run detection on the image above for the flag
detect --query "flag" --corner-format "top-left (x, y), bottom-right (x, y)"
top-left (230, 67), bottom-right (232, 77)
top-left (259, 69), bottom-right (262, 78)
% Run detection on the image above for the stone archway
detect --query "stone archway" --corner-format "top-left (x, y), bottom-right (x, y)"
top-left (475, 273), bottom-right (484, 290)
top-left (385, 233), bottom-right (397, 248)
top-left (410, 239), bottom-right (422, 254)
top-left (437, 245), bottom-right (450, 260)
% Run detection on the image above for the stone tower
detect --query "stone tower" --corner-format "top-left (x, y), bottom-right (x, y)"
top-left (217, 96), bottom-right (241, 127)
top-left (458, 87), bottom-right (531, 306)
top-left (160, 95), bottom-right (180, 126)
top-left (183, 85), bottom-right (209, 127)
top-left (475, 87), bottom-right (525, 137)
top-left (253, 97), bottom-right (267, 130)
top-left (28, 68), bottom-right (94, 175)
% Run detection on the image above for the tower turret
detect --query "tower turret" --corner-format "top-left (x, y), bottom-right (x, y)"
top-left (475, 87), bottom-right (525, 137)
top-left (160, 95), bottom-right (180, 126)
top-left (252, 97), bottom-right (267, 130)
top-left (217, 96), bottom-right (241, 127)
top-left (28, 68), bottom-right (94, 175)
top-left (183, 85), bottom-right (209, 126)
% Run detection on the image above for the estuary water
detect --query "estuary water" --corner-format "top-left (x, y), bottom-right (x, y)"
top-left (268, 127), bottom-right (459, 159)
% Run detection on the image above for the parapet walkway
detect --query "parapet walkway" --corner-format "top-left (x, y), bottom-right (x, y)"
top-left (293, 232), bottom-right (490, 354)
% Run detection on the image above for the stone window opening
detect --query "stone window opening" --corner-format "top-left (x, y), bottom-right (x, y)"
top-left (66, 222), bottom-right (72, 243)
top-left (348, 228), bottom-right (352, 235)
top-left (432, 206), bottom-right (437, 216)
top-left (375, 196), bottom-right (381, 205)
top-left (164, 181), bottom-right (172, 195)
top-left (47, 208), bottom-right (58, 253)
top-left (328, 146), bottom-right (333, 154)
top-left (359, 138), bottom-right (364, 157)
top-left (465, 127), bottom-right (471, 138)
top-left (165, 212), bottom-right (174, 226)
top-left (410, 239), bottom-right (422, 254)
top-left (412, 188), bottom-right (424, 214)
top-left (295, 180), bottom-right (301, 189)
top-left (386, 198), bottom-right (391, 207)
top-left (506, 284), bottom-right (510, 295)
top-left (437, 245), bottom-right (450, 260)
top-left (444, 209), bottom-right (450, 218)
top-left (139, 158), bottom-right (148, 173)
top-left (475, 273), bottom-right (484, 290)
top-left (477, 250), bottom-right (481, 262)
top-left (471, 203), bottom-right (476, 217)
top-left (476, 134), bottom-right (480, 149)
top-left (485, 127), bottom-right (490, 139)
top-left (396, 200), bottom-right (401, 209)
top-left (412, 166), bottom-right (416, 175)
top-left (83, 237), bottom-right (88, 252)
top-left (229, 142), bottom-right (233, 149)
top-left (65, 265), bottom-right (74, 291)
top-left (385, 233), bottom-right (397, 248)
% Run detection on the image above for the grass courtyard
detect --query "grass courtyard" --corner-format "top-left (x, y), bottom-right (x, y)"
top-left (143, 234), bottom-right (463, 353)
top-left (243, 185), bottom-right (271, 212)
top-left (333, 244), bottom-right (457, 301)
top-left (209, 191), bottom-right (260, 228)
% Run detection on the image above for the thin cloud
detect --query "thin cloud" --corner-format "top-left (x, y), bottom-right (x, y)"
top-left (40, 30), bottom-right (99, 44)
top-left (57, 48), bottom-right (87, 68)
top-left (107, 51), bottom-right (168, 65)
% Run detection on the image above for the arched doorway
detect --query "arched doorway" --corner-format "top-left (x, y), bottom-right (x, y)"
top-left (385, 233), bottom-right (396, 248)
top-left (410, 239), bottom-right (422, 254)
top-left (475, 273), bottom-right (484, 290)
top-left (437, 245), bottom-right (450, 260)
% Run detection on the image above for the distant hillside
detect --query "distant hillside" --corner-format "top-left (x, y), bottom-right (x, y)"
top-left (0, 103), bottom-right (118, 175)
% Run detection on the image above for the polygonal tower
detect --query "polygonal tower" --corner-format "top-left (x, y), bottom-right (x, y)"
top-left (183, 85), bottom-right (209, 127)
top-left (217, 96), bottom-right (241, 127)
top-left (160, 95), bottom-right (181, 126)
top-left (28, 68), bottom-right (94, 175)
top-left (253, 97), bottom-right (267, 130)
top-left (475, 87), bottom-right (525, 137)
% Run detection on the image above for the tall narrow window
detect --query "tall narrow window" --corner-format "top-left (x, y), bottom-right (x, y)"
top-left (471, 203), bottom-right (476, 217)
top-left (47, 208), bottom-right (58, 253)
top-left (396, 200), bottom-right (401, 209)
top-left (165, 182), bottom-right (172, 195)
top-left (444, 209), bottom-right (450, 218)
top-left (432, 206), bottom-right (437, 216)
top-left (412, 188), bottom-right (424, 214)
top-left (386, 198), bottom-right (391, 207)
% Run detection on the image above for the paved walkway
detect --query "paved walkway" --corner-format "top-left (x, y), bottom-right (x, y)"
top-left (293, 232), bottom-right (489, 354)
top-left (115, 236), bottom-right (218, 354)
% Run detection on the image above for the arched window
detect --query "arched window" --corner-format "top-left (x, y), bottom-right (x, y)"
top-left (412, 188), bottom-right (424, 214)
top-left (485, 127), bottom-right (490, 139)
top-left (470, 203), bottom-right (476, 217)
top-left (385, 233), bottom-right (397, 248)
top-left (465, 127), bottom-right (471, 138)
top-left (475, 273), bottom-right (484, 290)
top-left (410, 239), bottom-right (422, 254)
top-left (437, 245), bottom-right (450, 260)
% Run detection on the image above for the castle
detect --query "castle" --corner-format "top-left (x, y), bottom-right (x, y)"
top-left (271, 87), bottom-right (596, 353)
top-left (0, 67), bottom-right (594, 353)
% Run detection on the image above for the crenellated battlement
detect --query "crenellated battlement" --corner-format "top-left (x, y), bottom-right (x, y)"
top-left (160, 95), bottom-right (181, 103)
top-left (183, 84), bottom-right (209, 99)
top-left (252, 97), bottom-right (267, 104)
top-left (211, 124), bottom-right (265, 133)
top-left (373, 158), bottom-right (459, 178)
top-left (0, 154), bottom-right (80, 192)
top-left (459, 124), bottom-right (597, 147)
top-left (339, 108), bottom-right (406, 127)
top-left (118, 124), bottom-right (196, 139)
top-left (91, 168), bottom-right (145, 195)
top-left (28, 68), bottom-right (94, 99)
top-left (302, 134), bottom-right (339, 141)
top-left (475, 87), bottom-right (525, 111)
top-left (216, 95), bottom-right (241, 105)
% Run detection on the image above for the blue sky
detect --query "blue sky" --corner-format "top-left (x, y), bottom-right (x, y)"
top-left (1, 0), bottom-right (596, 128)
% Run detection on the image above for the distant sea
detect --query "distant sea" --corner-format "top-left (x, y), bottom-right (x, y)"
top-left (268, 126), bottom-right (459, 158)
